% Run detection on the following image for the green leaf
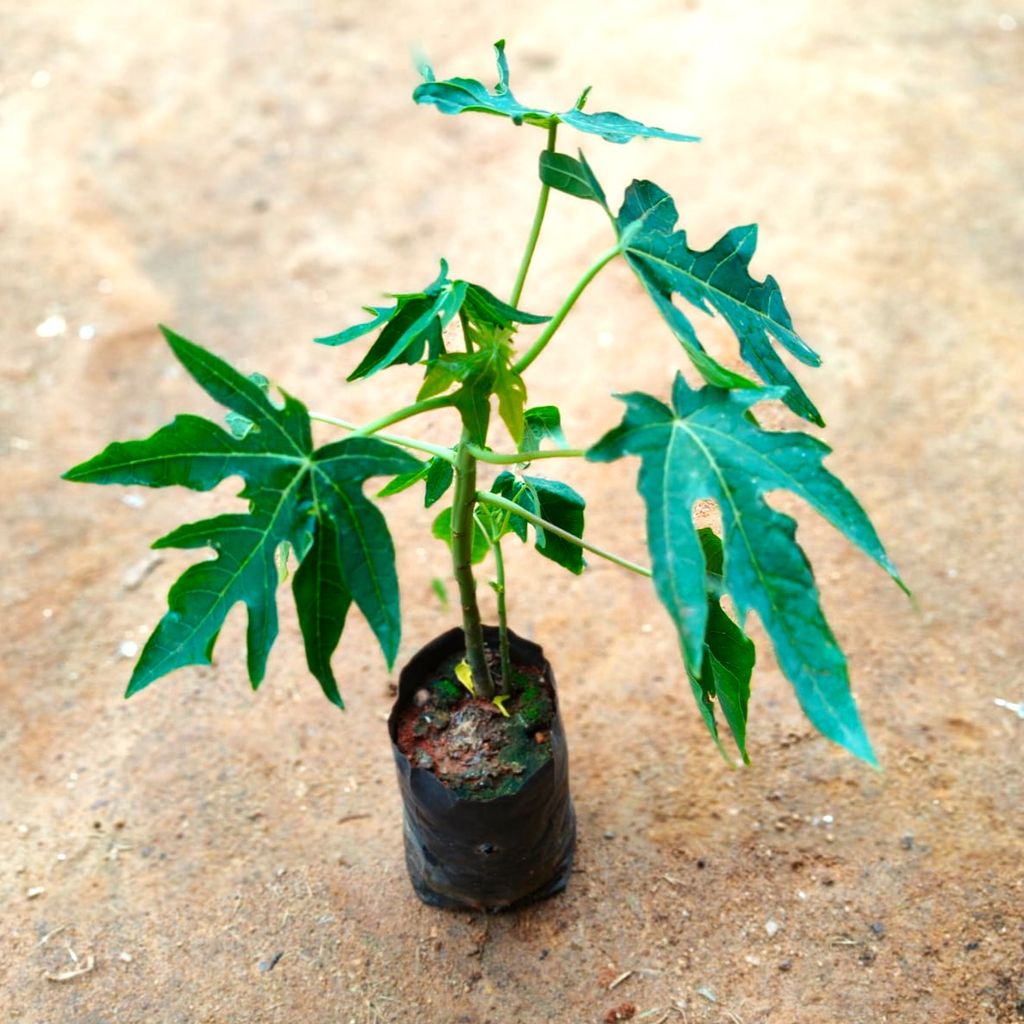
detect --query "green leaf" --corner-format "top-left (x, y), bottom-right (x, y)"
top-left (521, 406), bottom-right (569, 452)
top-left (313, 261), bottom-right (465, 380)
top-left (452, 378), bottom-right (491, 447)
top-left (348, 280), bottom-right (467, 381)
top-left (618, 179), bottom-right (824, 425)
top-left (314, 304), bottom-right (394, 347)
top-left (311, 438), bottom-right (420, 667)
top-left (492, 472), bottom-right (586, 575)
top-left (317, 263), bottom-right (545, 397)
top-left (558, 108), bottom-right (698, 144)
top-left (691, 529), bottom-right (755, 763)
top-left (490, 473), bottom-right (536, 544)
top-left (142, 508), bottom-right (308, 694)
top-left (432, 507), bottom-right (490, 565)
top-left (314, 260), bottom-right (452, 348)
top-left (293, 517), bottom-right (351, 708)
top-left (379, 455), bottom-right (453, 509)
top-left (462, 283), bottom-right (550, 327)
top-left (414, 41), bottom-right (699, 145)
top-left (65, 328), bottom-right (418, 701)
top-left (493, 362), bottom-right (527, 445)
top-left (539, 150), bottom-right (608, 209)
top-left (431, 577), bottom-right (449, 611)
top-left (377, 459), bottom-right (431, 498)
top-left (588, 376), bottom-right (905, 763)
top-left (424, 457), bottom-right (454, 507)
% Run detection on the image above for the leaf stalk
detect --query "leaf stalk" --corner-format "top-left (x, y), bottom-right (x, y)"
top-left (509, 122), bottom-right (559, 307)
top-left (309, 412), bottom-right (456, 463)
top-left (349, 395), bottom-right (453, 437)
top-left (476, 490), bottom-right (652, 578)
top-left (489, 531), bottom-right (513, 690)
top-left (513, 244), bottom-right (621, 374)
top-left (466, 444), bottom-right (585, 465)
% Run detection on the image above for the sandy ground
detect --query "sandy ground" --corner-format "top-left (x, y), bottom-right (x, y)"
top-left (2, 1), bottom-right (1022, 1021)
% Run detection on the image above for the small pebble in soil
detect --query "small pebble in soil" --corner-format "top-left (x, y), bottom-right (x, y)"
top-left (900, 832), bottom-right (915, 850)
top-left (35, 314), bottom-right (66, 337)
top-left (603, 830), bottom-right (616, 840)
top-left (603, 1003), bottom-right (636, 1023)
top-left (869, 921), bottom-right (886, 938)
top-left (258, 951), bottom-right (284, 972)
top-left (778, 958), bottom-right (793, 972)
top-left (964, 941), bottom-right (980, 951)
top-left (765, 919), bottom-right (781, 938)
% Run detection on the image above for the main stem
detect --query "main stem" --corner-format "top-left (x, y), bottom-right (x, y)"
top-left (509, 123), bottom-right (558, 307)
top-left (452, 434), bottom-right (495, 699)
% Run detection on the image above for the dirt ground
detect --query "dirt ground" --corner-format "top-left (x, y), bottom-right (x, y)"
top-left (2, 1), bottom-right (1022, 1021)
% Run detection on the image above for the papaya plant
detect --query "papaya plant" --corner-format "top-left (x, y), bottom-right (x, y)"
top-left (64, 40), bottom-right (906, 766)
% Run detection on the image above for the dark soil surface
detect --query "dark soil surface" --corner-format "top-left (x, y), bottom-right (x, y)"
top-left (395, 655), bottom-right (554, 798)
top-left (2, 2), bottom-right (1023, 1023)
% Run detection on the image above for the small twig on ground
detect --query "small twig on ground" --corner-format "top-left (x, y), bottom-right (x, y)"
top-left (609, 969), bottom-right (634, 990)
top-left (44, 954), bottom-right (95, 982)
top-left (994, 698), bottom-right (1024, 718)
top-left (37, 925), bottom-right (67, 946)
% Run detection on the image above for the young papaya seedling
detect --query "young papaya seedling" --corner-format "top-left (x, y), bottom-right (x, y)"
top-left (64, 39), bottom-right (906, 771)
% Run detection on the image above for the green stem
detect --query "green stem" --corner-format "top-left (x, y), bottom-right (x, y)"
top-left (491, 534), bottom-right (513, 692)
top-left (308, 412), bottom-right (456, 463)
top-left (349, 395), bottom-right (453, 437)
top-left (509, 122), bottom-right (558, 307)
top-left (453, 436), bottom-right (494, 699)
top-left (458, 307), bottom-right (474, 353)
top-left (477, 490), bottom-right (653, 578)
top-left (513, 243), bottom-right (621, 374)
top-left (466, 444), bottom-right (585, 465)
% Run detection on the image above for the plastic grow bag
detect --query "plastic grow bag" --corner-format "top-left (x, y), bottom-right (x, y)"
top-left (388, 626), bottom-right (576, 911)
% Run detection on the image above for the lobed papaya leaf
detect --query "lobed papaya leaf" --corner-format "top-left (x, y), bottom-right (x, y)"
top-left (618, 180), bottom-right (824, 424)
top-left (64, 328), bottom-right (419, 704)
top-left (588, 375), bottom-right (906, 763)
top-left (491, 472), bottom-right (586, 574)
top-left (414, 41), bottom-right (699, 145)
